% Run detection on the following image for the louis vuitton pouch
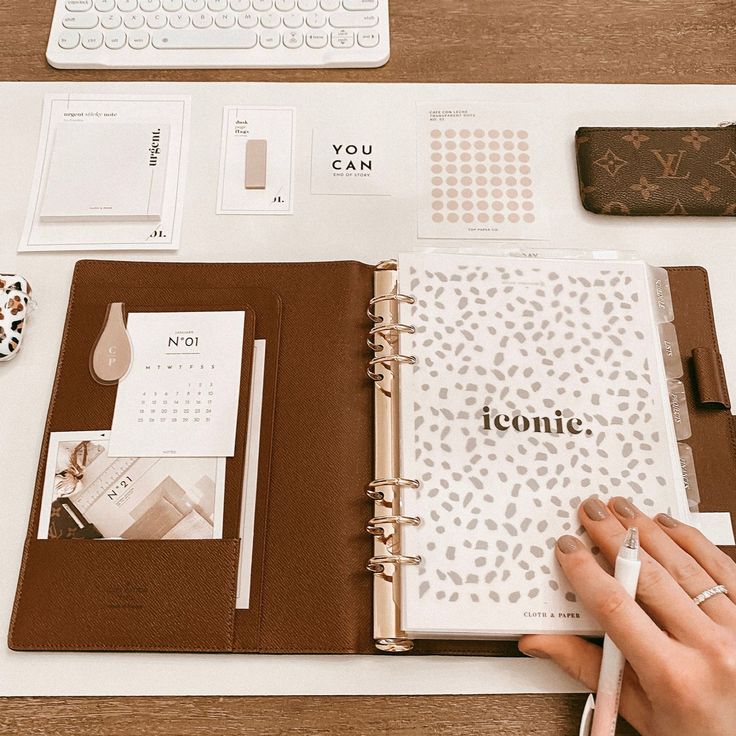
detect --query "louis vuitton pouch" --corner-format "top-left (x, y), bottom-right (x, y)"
top-left (575, 126), bottom-right (736, 215)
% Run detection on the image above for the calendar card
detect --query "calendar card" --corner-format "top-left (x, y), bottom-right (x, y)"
top-left (109, 311), bottom-right (246, 458)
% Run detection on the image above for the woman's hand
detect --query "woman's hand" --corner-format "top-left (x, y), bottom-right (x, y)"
top-left (518, 496), bottom-right (736, 736)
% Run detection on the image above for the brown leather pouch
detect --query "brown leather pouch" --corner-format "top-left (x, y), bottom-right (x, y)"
top-left (9, 260), bottom-right (736, 655)
top-left (575, 126), bottom-right (736, 215)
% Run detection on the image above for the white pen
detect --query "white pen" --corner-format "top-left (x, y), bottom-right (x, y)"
top-left (579, 527), bottom-right (642, 736)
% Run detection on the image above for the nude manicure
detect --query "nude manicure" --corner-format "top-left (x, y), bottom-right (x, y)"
top-left (656, 513), bottom-right (679, 528)
top-left (520, 648), bottom-right (550, 659)
top-left (583, 497), bottom-right (608, 521)
top-left (557, 535), bottom-right (581, 554)
top-left (612, 497), bottom-right (637, 519)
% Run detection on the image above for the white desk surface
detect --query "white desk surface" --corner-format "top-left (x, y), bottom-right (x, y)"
top-left (1, 82), bottom-right (735, 697)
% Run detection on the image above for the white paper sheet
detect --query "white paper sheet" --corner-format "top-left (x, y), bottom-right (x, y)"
top-left (237, 339), bottom-right (266, 609)
top-left (19, 93), bottom-right (190, 251)
top-left (4, 82), bottom-right (736, 698)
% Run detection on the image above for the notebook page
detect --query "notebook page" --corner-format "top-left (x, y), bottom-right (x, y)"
top-left (397, 252), bottom-right (686, 638)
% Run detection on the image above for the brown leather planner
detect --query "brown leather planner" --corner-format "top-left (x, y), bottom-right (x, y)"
top-left (9, 259), bottom-right (736, 655)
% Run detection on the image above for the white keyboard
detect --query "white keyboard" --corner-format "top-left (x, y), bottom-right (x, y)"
top-left (47, 0), bottom-right (390, 69)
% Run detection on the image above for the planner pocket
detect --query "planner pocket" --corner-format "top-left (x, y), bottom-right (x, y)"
top-left (9, 538), bottom-right (239, 652)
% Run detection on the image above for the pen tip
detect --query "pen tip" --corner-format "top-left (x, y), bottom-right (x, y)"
top-left (624, 527), bottom-right (639, 550)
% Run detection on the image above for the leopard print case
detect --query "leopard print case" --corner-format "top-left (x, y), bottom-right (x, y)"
top-left (0, 274), bottom-right (33, 362)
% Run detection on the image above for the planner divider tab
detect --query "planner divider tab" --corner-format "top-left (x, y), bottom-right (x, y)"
top-left (650, 266), bottom-right (700, 514)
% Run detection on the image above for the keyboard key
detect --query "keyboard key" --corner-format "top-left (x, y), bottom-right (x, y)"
top-left (82, 29), bottom-right (104, 47)
top-left (58, 30), bottom-right (81, 48)
top-left (305, 29), bottom-right (327, 47)
top-left (62, 13), bottom-right (99, 28)
top-left (329, 12), bottom-right (377, 27)
top-left (101, 12), bottom-right (123, 27)
top-left (261, 12), bottom-right (280, 27)
top-left (152, 28), bottom-right (257, 46)
top-left (252, 0), bottom-right (272, 9)
top-left (331, 28), bottom-right (353, 47)
top-left (147, 12), bottom-right (167, 27)
top-left (208, 0), bottom-right (227, 9)
top-left (95, 0), bottom-right (116, 10)
top-left (357, 28), bottom-right (378, 47)
top-left (283, 29), bottom-right (303, 47)
top-left (66, 0), bottom-right (93, 10)
top-left (124, 13), bottom-right (145, 27)
top-left (117, 0), bottom-right (138, 10)
top-left (215, 11), bottom-right (236, 26)
top-left (259, 29), bottom-right (280, 47)
top-left (343, 0), bottom-right (377, 9)
top-left (169, 11), bottom-right (190, 26)
top-left (105, 29), bottom-right (127, 47)
top-left (238, 11), bottom-right (258, 26)
top-left (162, 0), bottom-right (183, 8)
top-left (297, 0), bottom-right (317, 9)
top-left (139, 0), bottom-right (160, 10)
top-left (184, 0), bottom-right (205, 9)
top-left (320, 0), bottom-right (339, 9)
top-left (275, 0), bottom-right (294, 9)
top-left (128, 29), bottom-right (151, 47)
top-left (283, 12), bottom-right (303, 28)
top-left (192, 11), bottom-right (213, 26)
top-left (229, 0), bottom-right (250, 8)
top-left (306, 11), bottom-right (325, 26)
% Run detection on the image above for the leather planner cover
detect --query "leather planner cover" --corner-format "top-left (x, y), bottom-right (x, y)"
top-left (8, 261), bottom-right (736, 655)
top-left (576, 126), bottom-right (736, 216)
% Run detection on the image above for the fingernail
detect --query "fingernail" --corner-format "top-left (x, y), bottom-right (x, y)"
top-left (582, 497), bottom-right (609, 521)
top-left (557, 535), bottom-right (581, 554)
top-left (612, 497), bottom-right (637, 519)
top-left (656, 513), bottom-right (679, 528)
top-left (520, 648), bottom-right (550, 659)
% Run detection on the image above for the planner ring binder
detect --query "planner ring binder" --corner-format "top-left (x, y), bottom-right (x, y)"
top-left (366, 515), bottom-right (422, 535)
top-left (368, 259), bottom-right (422, 652)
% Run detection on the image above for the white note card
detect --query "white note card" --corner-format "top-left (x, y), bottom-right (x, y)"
top-left (19, 94), bottom-right (190, 252)
top-left (217, 106), bottom-right (295, 214)
top-left (109, 311), bottom-right (245, 458)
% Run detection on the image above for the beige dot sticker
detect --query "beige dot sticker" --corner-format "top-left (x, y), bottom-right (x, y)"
top-left (425, 124), bottom-right (539, 233)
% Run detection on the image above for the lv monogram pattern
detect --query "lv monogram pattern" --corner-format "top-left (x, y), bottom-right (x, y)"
top-left (575, 126), bottom-right (736, 216)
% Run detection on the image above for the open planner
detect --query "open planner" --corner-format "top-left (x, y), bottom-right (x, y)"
top-left (9, 254), bottom-right (736, 655)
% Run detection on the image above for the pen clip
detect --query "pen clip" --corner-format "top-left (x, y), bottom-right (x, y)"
top-left (90, 302), bottom-right (133, 386)
top-left (579, 693), bottom-right (595, 736)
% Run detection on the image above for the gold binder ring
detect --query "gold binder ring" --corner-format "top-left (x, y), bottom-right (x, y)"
top-left (367, 293), bottom-right (415, 323)
top-left (366, 477), bottom-right (420, 501)
top-left (369, 323), bottom-right (415, 337)
top-left (369, 354), bottom-right (416, 369)
top-left (367, 554), bottom-right (422, 574)
top-left (367, 367), bottom-right (385, 382)
top-left (367, 515), bottom-right (421, 535)
top-left (367, 338), bottom-right (384, 352)
top-left (375, 638), bottom-right (415, 653)
top-left (369, 293), bottom-right (416, 307)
